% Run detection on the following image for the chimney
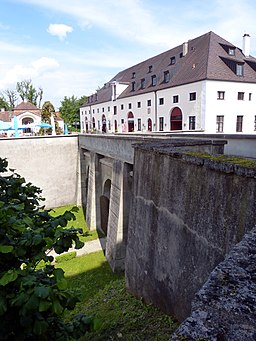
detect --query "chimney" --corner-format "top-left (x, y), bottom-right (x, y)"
top-left (182, 42), bottom-right (188, 56)
top-left (243, 33), bottom-right (250, 57)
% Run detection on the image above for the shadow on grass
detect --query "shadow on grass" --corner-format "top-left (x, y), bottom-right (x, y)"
top-left (57, 251), bottom-right (178, 341)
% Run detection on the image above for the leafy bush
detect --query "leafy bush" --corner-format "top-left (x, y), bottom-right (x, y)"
top-left (56, 251), bottom-right (77, 263)
top-left (0, 158), bottom-right (92, 340)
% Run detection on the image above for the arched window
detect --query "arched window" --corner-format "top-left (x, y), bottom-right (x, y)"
top-left (127, 112), bottom-right (134, 132)
top-left (102, 114), bottom-right (107, 133)
top-left (170, 107), bottom-right (182, 130)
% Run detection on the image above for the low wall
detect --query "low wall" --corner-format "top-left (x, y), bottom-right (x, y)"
top-left (0, 135), bottom-right (80, 208)
top-left (125, 142), bottom-right (256, 321)
top-left (170, 226), bottom-right (256, 340)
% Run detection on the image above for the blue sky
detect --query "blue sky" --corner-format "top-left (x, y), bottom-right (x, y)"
top-left (0, 0), bottom-right (256, 110)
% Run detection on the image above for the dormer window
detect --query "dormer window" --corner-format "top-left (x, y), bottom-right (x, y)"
top-left (151, 75), bottom-right (157, 86)
top-left (164, 71), bottom-right (170, 83)
top-left (131, 81), bottom-right (136, 91)
top-left (141, 78), bottom-right (145, 89)
top-left (236, 63), bottom-right (244, 76)
top-left (132, 72), bottom-right (136, 79)
top-left (148, 65), bottom-right (152, 73)
top-left (228, 48), bottom-right (235, 56)
top-left (170, 56), bottom-right (176, 65)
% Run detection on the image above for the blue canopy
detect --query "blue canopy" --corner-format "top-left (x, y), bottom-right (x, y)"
top-left (0, 121), bottom-right (11, 130)
top-left (36, 122), bottom-right (52, 128)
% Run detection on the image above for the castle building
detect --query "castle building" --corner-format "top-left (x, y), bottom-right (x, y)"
top-left (80, 31), bottom-right (256, 134)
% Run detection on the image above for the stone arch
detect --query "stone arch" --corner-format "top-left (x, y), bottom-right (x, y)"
top-left (170, 107), bottom-right (183, 130)
top-left (100, 179), bottom-right (111, 235)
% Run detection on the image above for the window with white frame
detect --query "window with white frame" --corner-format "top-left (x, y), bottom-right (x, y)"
top-left (147, 99), bottom-right (151, 106)
top-left (249, 93), bottom-right (252, 101)
top-left (173, 95), bottom-right (179, 103)
top-left (217, 91), bottom-right (225, 100)
top-left (236, 115), bottom-right (243, 132)
top-left (151, 75), bottom-right (157, 86)
top-left (159, 98), bottom-right (164, 105)
top-left (137, 102), bottom-right (141, 108)
top-left (189, 116), bottom-right (196, 130)
top-left (238, 92), bottom-right (244, 100)
top-left (159, 117), bottom-right (164, 131)
top-left (137, 118), bottom-right (141, 131)
top-left (216, 115), bottom-right (224, 133)
top-left (189, 92), bottom-right (196, 101)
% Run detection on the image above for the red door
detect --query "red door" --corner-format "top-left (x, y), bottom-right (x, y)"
top-left (170, 107), bottom-right (182, 130)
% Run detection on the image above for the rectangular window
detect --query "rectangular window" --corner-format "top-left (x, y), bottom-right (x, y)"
top-left (173, 95), bottom-right (179, 103)
top-left (216, 115), bottom-right (224, 133)
top-left (189, 92), bottom-right (196, 101)
top-left (114, 106), bottom-right (117, 115)
top-left (102, 107), bottom-right (104, 112)
top-left (249, 93), bottom-right (252, 101)
top-left (236, 64), bottom-right (244, 76)
top-left (159, 117), bottom-right (164, 131)
top-left (164, 71), bottom-right (170, 83)
top-left (121, 118), bottom-right (124, 124)
top-left (147, 99), bottom-right (151, 106)
top-left (151, 75), bottom-right (157, 86)
top-left (108, 106), bottom-right (110, 112)
top-left (254, 116), bottom-right (256, 131)
top-left (137, 102), bottom-right (141, 108)
top-left (128, 103), bottom-right (132, 109)
top-left (138, 118), bottom-right (141, 131)
top-left (159, 98), bottom-right (164, 105)
top-left (217, 91), bottom-right (225, 100)
top-left (93, 109), bottom-right (95, 114)
top-left (97, 108), bottom-right (99, 113)
top-left (98, 120), bottom-right (100, 130)
top-left (236, 115), bottom-right (243, 132)
top-left (131, 81), bottom-right (136, 91)
top-left (170, 56), bottom-right (176, 65)
top-left (189, 116), bottom-right (196, 130)
top-left (148, 65), bottom-right (152, 73)
top-left (132, 72), bottom-right (136, 79)
top-left (141, 78), bottom-right (145, 89)
top-left (229, 48), bottom-right (235, 55)
top-left (238, 92), bottom-right (244, 100)
top-left (121, 104), bottom-right (124, 110)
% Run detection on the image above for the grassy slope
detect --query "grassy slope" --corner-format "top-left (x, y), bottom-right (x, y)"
top-left (59, 251), bottom-right (178, 341)
top-left (49, 205), bottom-right (103, 242)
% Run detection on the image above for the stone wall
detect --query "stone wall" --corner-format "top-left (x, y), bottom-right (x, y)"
top-left (0, 135), bottom-right (80, 208)
top-left (170, 226), bottom-right (256, 341)
top-left (125, 142), bottom-right (256, 321)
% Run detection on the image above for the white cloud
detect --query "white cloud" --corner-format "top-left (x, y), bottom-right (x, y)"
top-left (31, 57), bottom-right (60, 72)
top-left (47, 23), bottom-right (73, 40)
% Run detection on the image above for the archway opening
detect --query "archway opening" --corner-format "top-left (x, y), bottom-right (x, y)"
top-left (128, 112), bottom-right (134, 132)
top-left (170, 107), bottom-right (182, 130)
top-left (102, 114), bottom-right (107, 133)
top-left (100, 179), bottom-right (111, 235)
top-left (148, 118), bottom-right (152, 131)
top-left (22, 117), bottom-right (34, 134)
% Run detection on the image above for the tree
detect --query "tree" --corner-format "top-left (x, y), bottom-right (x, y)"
top-left (16, 79), bottom-right (43, 107)
top-left (59, 95), bottom-right (80, 128)
top-left (3, 89), bottom-right (18, 110)
top-left (0, 158), bottom-right (92, 340)
top-left (0, 95), bottom-right (10, 111)
top-left (41, 101), bottom-right (55, 124)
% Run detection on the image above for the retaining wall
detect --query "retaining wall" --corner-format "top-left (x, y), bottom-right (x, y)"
top-left (0, 135), bottom-right (80, 208)
top-left (125, 142), bottom-right (256, 321)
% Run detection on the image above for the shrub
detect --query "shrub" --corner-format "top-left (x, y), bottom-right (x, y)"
top-left (0, 158), bottom-right (92, 340)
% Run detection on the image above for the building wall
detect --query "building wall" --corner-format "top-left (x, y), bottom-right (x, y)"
top-left (0, 135), bottom-right (81, 208)
top-left (125, 144), bottom-right (256, 321)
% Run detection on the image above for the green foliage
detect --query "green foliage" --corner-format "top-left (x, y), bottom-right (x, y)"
top-left (0, 95), bottom-right (10, 111)
top-left (0, 158), bottom-right (92, 340)
top-left (55, 251), bottom-right (77, 263)
top-left (16, 79), bottom-right (43, 107)
top-left (60, 252), bottom-right (178, 341)
top-left (2, 89), bottom-right (18, 110)
top-left (59, 95), bottom-right (87, 129)
top-left (185, 152), bottom-right (256, 168)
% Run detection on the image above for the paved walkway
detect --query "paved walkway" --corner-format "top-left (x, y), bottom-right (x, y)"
top-left (48, 237), bottom-right (106, 261)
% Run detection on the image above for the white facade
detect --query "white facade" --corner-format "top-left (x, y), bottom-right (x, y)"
top-left (80, 32), bottom-right (256, 135)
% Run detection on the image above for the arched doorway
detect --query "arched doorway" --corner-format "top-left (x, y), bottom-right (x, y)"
top-left (100, 179), bottom-right (111, 235)
top-left (148, 118), bottom-right (152, 131)
top-left (114, 120), bottom-right (117, 132)
top-left (102, 114), bottom-right (107, 133)
top-left (128, 112), bottom-right (134, 132)
top-left (22, 117), bottom-right (34, 134)
top-left (170, 107), bottom-right (182, 130)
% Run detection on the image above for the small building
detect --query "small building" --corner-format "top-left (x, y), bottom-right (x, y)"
top-left (80, 31), bottom-right (256, 134)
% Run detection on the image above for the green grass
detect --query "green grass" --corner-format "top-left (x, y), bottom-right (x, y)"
top-left (185, 152), bottom-right (256, 168)
top-left (49, 204), bottom-right (104, 242)
top-left (59, 251), bottom-right (178, 341)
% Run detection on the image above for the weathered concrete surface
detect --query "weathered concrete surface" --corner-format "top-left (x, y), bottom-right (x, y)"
top-left (171, 226), bottom-right (256, 341)
top-left (125, 143), bottom-right (256, 321)
top-left (0, 135), bottom-right (80, 208)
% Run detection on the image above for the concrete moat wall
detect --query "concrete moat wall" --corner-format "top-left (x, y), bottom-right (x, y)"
top-left (125, 143), bottom-right (256, 321)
